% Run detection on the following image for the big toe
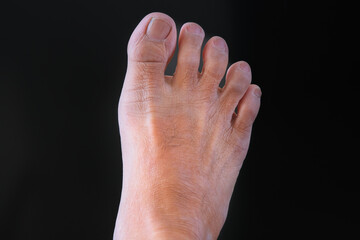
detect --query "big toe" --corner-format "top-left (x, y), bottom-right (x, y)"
top-left (127, 12), bottom-right (177, 79)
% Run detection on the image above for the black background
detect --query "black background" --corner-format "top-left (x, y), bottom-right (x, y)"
top-left (1, 0), bottom-right (359, 239)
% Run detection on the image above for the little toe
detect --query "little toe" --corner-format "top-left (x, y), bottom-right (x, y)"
top-left (233, 84), bottom-right (261, 139)
top-left (126, 12), bottom-right (177, 86)
top-left (173, 23), bottom-right (205, 87)
top-left (200, 36), bottom-right (229, 91)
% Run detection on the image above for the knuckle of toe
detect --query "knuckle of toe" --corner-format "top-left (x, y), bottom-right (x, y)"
top-left (200, 75), bottom-right (221, 92)
top-left (227, 84), bottom-right (246, 96)
top-left (245, 107), bottom-right (259, 123)
top-left (227, 80), bottom-right (250, 95)
top-left (135, 62), bottom-right (164, 80)
top-left (182, 66), bottom-right (199, 80)
top-left (204, 68), bottom-right (224, 80)
top-left (131, 41), bottom-right (167, 63)
top-left (223, 128), bottom-right (249, 153)
top-left (234, 121), bottom-right (253, 137)
top-left (182, 55), bottom-right (199, 68)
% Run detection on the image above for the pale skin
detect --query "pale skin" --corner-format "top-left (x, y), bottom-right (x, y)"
top-left (113, 12), bottom-right (261, 240)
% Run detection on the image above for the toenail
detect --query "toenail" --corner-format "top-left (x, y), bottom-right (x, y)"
top-left (186, 23), bottom-right (204, 36)
top-left (146, 18), bottom-right (172, 41)
top-left (212, 37), bottom-right (227, 52)
top-left (238, 61), bottom-right (250, 72)
top-left (253, 87), bottom-right (262, 98)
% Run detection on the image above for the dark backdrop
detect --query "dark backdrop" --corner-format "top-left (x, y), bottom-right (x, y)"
top-left (1, 0), bottom-right (358, 239)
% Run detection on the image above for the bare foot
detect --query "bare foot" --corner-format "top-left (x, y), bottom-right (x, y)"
top-left (114, 12), bottom-right (261, 240)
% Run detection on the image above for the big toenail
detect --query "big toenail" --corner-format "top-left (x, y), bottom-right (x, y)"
top-left (213, 37), bottom-right (227, 51)
top-left (146, 18), bottom-right (171, 41)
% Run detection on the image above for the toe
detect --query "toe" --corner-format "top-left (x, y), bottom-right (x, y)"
top-left (219, 61), bottom-right (252, 120)
top-left (173, 23), bottom-right (205, 86)
top-left (200, 36), bottom-right (229, 91)
top-left (233, 84), bottom-right (261, 139)
top-left (126, 12), bottom-right (177, 84)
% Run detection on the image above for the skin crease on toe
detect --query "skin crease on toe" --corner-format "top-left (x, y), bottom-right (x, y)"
top-left (114, 12), bottom-right (261, 240)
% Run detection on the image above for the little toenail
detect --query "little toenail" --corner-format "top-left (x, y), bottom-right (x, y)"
top-left (146, 18), bottom-right (172, 41)
top-left (238, 61), bottom-right (250, 72)
top-left (253, 87), bottom-right (262, 98)
top-left (213, 37), bottom-right (227, 51)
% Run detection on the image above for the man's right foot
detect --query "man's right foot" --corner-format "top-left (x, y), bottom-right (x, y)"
top-left (114, 12), bottom-right (261, 240)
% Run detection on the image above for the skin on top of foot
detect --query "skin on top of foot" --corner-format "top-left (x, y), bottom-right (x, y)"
top-left (114, 12), bottom-right (261, 240)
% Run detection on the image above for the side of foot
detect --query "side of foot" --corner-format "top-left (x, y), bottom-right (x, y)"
top-left (114, 12), bottom-right (261, 240)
